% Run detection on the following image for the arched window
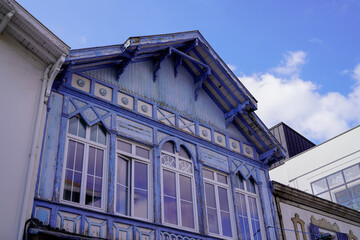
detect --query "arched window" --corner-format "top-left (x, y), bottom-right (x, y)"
top-left (234, 174), bottom-right (264, 240)
top-left (61, 116), bottom-right (107, 209)
top-left (160, 141), bottom-right (197, 230)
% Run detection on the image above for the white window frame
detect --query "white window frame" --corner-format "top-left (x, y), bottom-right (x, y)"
top-left (203, 168), bottom-right (236, 239)
top-left (115, 138), bottom-right (152, 221)
top-left (160, 144), bottom-right (199, 232)
top-left (60, 117), bottom-right (108, 211)
top-left (235, 175), bottom-right (265, 240)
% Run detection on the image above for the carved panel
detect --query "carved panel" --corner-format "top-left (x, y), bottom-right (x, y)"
top-left (310, 216), bottom-right (340, 232)
top-left (117, 92), bottom-right (134, 110)
top-left (291, 213), bottom-right (307, 240)
top-left (200, 147), bottom-right (228, 171)
top-left (94, 83), bottom-right (112, 102)
top-left (113, 222), bottom-right (133, 240)
top-left (71, 74), bottom-right (91, 93)
top-left (229, 138), bottom-right (241, 153)
top-left (57, 211), bottom-right (81, 234)
top-left (214, 132), bottom-right (226, 147)
top-left (34, 206), bottom-right (51, 225)
top-left (179, 117), bottom-right (195, 134)
top-left (135, 226), bottom-right (155, 240)
top-left (116, 116), bottom-right (153, 143)
top-left (242, 143), bottom-right (254, 159)
top-left (199, 125), bottom-right (211, 141)
top-left (84, 216), bottom-right (107, 238)
top-left (138, 100), bottom-right (153, 118)
top-left (157, 108), bottom-right (175, 126)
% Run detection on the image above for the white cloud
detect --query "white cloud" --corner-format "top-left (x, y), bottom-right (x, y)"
top-left (227, 64), bottom-right (237, 72)
top-left (309, 38), bottom-right (323, 44)
top-left (240, 52), bottom-right (360, 143)
top-left (272, 51), bottom-right (306, 76)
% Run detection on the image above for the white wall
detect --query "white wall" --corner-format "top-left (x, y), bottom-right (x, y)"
top-left (279, 202), bottom-right (360, 240)
top-left (270, 126), bottom-right (360, 193)
top-left (0, 34), bottom-right (45, 239)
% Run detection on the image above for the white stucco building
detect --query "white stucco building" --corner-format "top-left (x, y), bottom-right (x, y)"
top-left (270, 125), bottom-right (360, 211)
top-left (0, 0), bottom-right (69, 239)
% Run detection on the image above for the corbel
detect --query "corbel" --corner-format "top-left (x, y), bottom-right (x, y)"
top-left (224, 100), bottom-right (252, 127)
top-left (259, 147), bottom-right (277, 164)
top-left (153, 48), bottom-right (172, 82)
top-left (116, 47), bottom-right (139, 80)
top-left (0, 10), bottom-right (15, 34)
top-left (174, 39), bottom-right (198, 78)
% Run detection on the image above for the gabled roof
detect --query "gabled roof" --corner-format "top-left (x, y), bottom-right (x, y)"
top-left (0, 0), bottom-right (69, 65)
top-left (65, 31), bottom-right (285, 164)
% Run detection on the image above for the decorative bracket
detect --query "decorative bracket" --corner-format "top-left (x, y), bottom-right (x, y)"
top-left (224, 100), bottom-right (251, 127)
top-left (174, 39), bottom-right (198, 78)
top-left (117, 47), bottom-right (139, 81)
top-left (194, 69), bottom-right (209, 101)
top-left (153, 48), bottom-right (172, 82)
top-left (259, 147), bottom-right (277, 164)
top-left (0, 10), bottom-right (15, 34)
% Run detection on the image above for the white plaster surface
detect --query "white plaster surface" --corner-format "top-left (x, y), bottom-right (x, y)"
top-left (0, 35), bottom-right (45, 239)
top-left (279, 202), bottom-right (360, 240)
top-left (270, 125), bottom-right (360, 194)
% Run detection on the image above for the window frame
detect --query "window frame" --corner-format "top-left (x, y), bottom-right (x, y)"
top-left (114, 138), bottom-right (152, 221)
top-left (203, 167), bottom-right (235, 239)
top-left (234, 175), bottom-right (265, 240)
top-left (160, 142), bottom-right (199, 232)
top-left (60, 117), bottom-right (108, 211)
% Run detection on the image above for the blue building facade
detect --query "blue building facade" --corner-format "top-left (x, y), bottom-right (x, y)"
top-left (30, 31), bottom-right (285, 240)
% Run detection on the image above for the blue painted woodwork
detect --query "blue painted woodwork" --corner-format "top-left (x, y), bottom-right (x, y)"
top-left (38, 93), bottom-right (63, 200)
top-left (32, 31), bottom-right (286, 240)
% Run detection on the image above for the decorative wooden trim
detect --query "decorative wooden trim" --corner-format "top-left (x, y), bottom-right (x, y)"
top-left (310, 216), bottom-right (340, 232)
top-left (291, 213), bottom-right (307, 240)
top-left (348, 230), bottom-right (358, 240)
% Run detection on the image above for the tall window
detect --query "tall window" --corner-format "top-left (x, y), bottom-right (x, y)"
top-left (62, 116), bottom-right (107, 209)
top-left (116, 139), bottom-right (151, 220)
top-left (234, 175), bottom-right (264, 240)
top-left (161, 141), bottom-right (197, 230)
top-left (203, 168), bottom-right (233, 238)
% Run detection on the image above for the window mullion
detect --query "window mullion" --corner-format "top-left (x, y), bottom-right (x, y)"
top-left (176, 167), bottom-right (182, 226)
top-left (131, 159), bottom-right (135, 217)
top-left (81, 143), bottom-right (89, 205)
top-left (245, 195), bottom-right (254, 240)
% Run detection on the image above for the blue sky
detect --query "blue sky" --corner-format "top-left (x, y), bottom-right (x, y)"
top-left (18, 0), bottom-right (360, 143)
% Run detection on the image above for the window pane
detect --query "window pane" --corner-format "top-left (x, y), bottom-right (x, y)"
top-left (181, 201), bottom-right (194, 229)
top-left (180, 175), bottom-right (192, 202)
top-left (117, 156), bottom-right (128, 185)
top-left (343, 165), bottom-right (360, 182)
top-left (134, 188), bottom-right (148, 219)
top-left (205, 183), bottom-right (216, 208)
top-left (136, 146), bottom-right (149, 159)
top-left (74, 142), bottom-right (84, 172)
top-left (249, 197), bottom-right (262, 240)
top-left (334, 188), bottom-right (351, 205)
top-left (164, 196), bottom-right (177, 225)
top-left (66, 140), bottom-right (76, 169)
top-left (85, 175), bottom-right (94, 205)
top-left (72, 172), bottom-right (82, 203)
top-left (179, 160), bottom-right (192, 173)
top-left (221, 212), bottom-right (232, 237)
top-left (179, 146), bottom-right (191, 159)
top-left (246, 178), bottom-right (256, 194)
top-left (98, 125), bottom-right (106, 145)
top-left (312, 178), bottom-right (328, 194)
top-left (161, 154), bottom-right (176, 168)
top-left (95, 149), bottom-right (103, 177)
top-left (93, 178), bottom-right (102, 208)
top-left (117, 140), bottom-right (132, 153)
top-left (78, 118), bottom-right (86, 138)
top-left (317, 191), bottom-right (331, 201)
top-left (134, 161), bottom-right (148, 190)
top-left (207, 207), bottom-right (219, 234)
top-left (68, 117), bottom-right (78, 135)
top-left (218, 187), bottom-right (229, 211)
top-left (88, 147), bottom-right (95, 175)
top-left (162, 141), bottom-right (175, 153)
top-left (116, 185), bottom-right (128, 215)
top-left (327, 172), bottom-right (344, 188)
top-left (163, 170), bottom-right (176, 197)
top-left (63, 170), bottom-right (73, 201)
top-left (90, 125), bottom-right (97, 142)
top-left (203, 169), bottom-right (214, 180)
top-left (217, 173), bottom-right (227, 184)
top-left (236, 176), bottom-right (245, 190)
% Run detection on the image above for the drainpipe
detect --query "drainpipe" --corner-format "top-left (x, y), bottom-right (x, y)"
top-left (18, 54), bottom-right (66, 240)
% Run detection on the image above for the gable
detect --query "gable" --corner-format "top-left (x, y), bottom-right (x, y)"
top-left (83, 57), bottom-right (247, 140)
top-left (63, 31), bottom-right (286, 164)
